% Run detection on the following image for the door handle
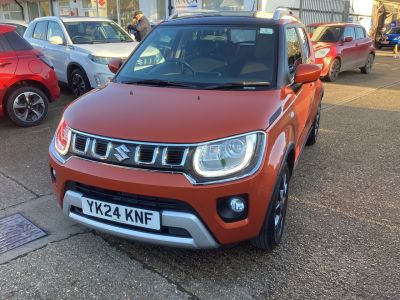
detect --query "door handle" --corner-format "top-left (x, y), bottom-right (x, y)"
top-left (0, 62), bottom-right (12, 67)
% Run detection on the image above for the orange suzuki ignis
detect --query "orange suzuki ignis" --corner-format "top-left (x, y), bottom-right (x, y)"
top-left (49, 9), bottom-right (323, 250)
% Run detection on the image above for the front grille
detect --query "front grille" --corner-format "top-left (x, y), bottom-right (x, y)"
top-left (74, 135), bottom-right (88, 152)
top-left (68, 182), bottom-right (195, 213)
top-left (69, 131), bottom-right (191, 171)
top-left (165, 147), bottom-right (187, 166)
top-left (136, 145), bottom-right (157, 164)
top-left (94, 140), bottom-right (109, 156)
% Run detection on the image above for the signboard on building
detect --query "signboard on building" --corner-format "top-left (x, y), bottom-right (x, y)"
top-left (175, 0), bottom-right (202, 11)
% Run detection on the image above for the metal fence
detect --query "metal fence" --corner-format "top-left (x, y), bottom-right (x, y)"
top-left (298, 0), bottom-right (351, 25)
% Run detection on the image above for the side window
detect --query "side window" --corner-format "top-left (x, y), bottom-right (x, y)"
top-left (343, 26), bottom-right (356, 40)
top-left (0, 36), bottom-right (13, 52)
top-left (47, 22), bottom-right (65, 43)
top-left (33, 21), bottom-right (48, 40)
top-left (286, 27), bottom-right (302, 76)
top-left (297, 27), bottom-right (311, 63)
top-left (25, 23), bottom-right (35, 38)
top-left (4, 31), bottom-right (33, 51)
top-left (355, 27), bottom-right (365, 40)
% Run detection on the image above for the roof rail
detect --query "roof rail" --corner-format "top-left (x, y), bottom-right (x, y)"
top-left (273, 7), bottom-right (294, 20)
top-left (168, 9), bottom-right (219, 20)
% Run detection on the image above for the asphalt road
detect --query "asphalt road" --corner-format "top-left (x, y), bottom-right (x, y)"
top-left (0, 51), bottom-right (399, 299)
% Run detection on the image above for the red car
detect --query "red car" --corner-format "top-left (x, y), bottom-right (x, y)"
top-left (0, 24), bottom-right (59, 127)
top-left (307, 23), bottom-right (375, 81)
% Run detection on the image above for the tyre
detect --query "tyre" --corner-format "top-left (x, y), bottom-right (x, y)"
top-left (70, 68), bottom-right (91, 97)
top-left (360, 53), bottom-right (374, 74)
top-left (306, 102), bottom-right (321, 146)
top-left (251, 162), bottom-right (290, 251)
top-left (323, 58), bottom-right (341, 82)
top-left (6, 86), bottom-right (49, 127)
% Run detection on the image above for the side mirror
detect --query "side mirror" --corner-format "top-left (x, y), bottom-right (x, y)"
top-left (49, 36), bottom-right (64, 45)
top-left (294, 64), bottom-right (321, 84)
top-left (344, 36), bottom-right (353, 43)
top-left (108, 58), bottom-right (122, 74)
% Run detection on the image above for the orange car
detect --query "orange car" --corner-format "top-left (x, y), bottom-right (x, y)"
top-left (49, 9), bottom-right (323, 250)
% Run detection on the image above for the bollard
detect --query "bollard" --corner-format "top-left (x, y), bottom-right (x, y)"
top-left (395, 43), bottom-right (399, 59)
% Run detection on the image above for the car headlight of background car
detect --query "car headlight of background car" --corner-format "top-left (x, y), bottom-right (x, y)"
top-left (315, 48), bottom-right (330, 58)
top-left (192, 132), bottom-right (266, 182)
top-left (88, 54), bottom-right (115, 65)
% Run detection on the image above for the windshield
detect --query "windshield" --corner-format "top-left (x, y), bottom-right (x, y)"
top-left (311, 26), bottom-right (343, 43)
top-left (64, 21), bottom-right (133, 44)
top-left (115, 25), bottom-right (277, 90)
top-left (388, 27), bottom-right (400, 35)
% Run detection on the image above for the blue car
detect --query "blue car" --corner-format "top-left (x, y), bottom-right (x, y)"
top-left (379, 27), bottom-right (400, 48)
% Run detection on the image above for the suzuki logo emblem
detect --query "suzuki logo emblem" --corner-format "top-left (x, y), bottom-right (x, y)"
top-left (114, 144), bottom-right (130, 162)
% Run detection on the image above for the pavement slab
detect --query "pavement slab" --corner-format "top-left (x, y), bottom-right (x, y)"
top-left (0, 234), bottom-right (190, 300)
top-left (0, 172), bottom-right (35, 210)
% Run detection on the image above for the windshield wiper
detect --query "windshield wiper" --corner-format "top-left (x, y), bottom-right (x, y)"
top-left (204, 81), bottom-right (271, 90)
top-left (121, 79), bottom-right (197, 88)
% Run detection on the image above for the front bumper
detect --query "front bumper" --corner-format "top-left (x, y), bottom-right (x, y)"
top-left (315, 56), bottom-right (334, 77)
top-left (49, 140), bottom-right (276, 248)
top-left (64, 190), bottom-right (218, 248)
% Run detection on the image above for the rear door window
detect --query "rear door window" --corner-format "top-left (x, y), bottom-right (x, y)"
top-left (4, 31), bottom-right (33, 51)
top-left (355, 27), bottom-right (366, 40)
top-left (33, 21), bottom-right (48, 40)
top-left (0, 36), bottom-right (12, 52)
top-left (343, 26), bottom-right (356, 40)
top-left (286, 27), bottom-right (303, 76)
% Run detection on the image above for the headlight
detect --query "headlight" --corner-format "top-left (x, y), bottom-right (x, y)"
top-left (88, 54), bottom-right (114, 65)
top-left (192, 132), bottom-right (265, 178)
top-left (315, 48), bottom-right (330, 58)
top-left (54, 118), bottom-right (71, 156)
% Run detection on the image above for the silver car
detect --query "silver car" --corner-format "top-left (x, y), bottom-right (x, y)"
top-left (24, 16), bottom-right (138, 97)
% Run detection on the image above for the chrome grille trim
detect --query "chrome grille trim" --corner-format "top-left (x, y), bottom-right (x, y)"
top-left (72, 134), bottom-right (90, 155)
top-left (134, 145), bottom-right (159, 165)
top-left (91, 139), bottom-right (112, 160)
top-left (162, 147), bottom-right (189, 167)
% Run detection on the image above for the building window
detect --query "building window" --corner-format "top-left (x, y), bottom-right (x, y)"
top-left (27, 0), bottom-right (51, 21)
top-left (0, 2), bottom-right (23, 20)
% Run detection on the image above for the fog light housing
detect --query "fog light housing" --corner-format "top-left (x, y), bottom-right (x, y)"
top-left (217, 195), bottom-right (248, 223)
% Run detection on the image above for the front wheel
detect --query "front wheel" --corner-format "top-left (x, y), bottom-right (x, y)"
top-left (324, 58), bottom-right (341, 82)
top-left (70, 68), bottom-right (91, 97)
top-left (306, 102), bottom-right (321, 146)
top-left (360, 53), bottom-right (374, 74)
top-left (251, 163), bottom-right (290, 250)
top-left (6, 86), bottom-right (49, 127)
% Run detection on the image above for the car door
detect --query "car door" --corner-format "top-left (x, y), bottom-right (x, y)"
top-left (28, 21), bottom-right (49, 52)
top-left (285, 27), bottom-right (314, 150)
top-left (354, 26), bottom-right (370, 67)
top-left (0, 35), bottom-right (18, 100)
top-left (46, 21), bottom-right (68, 83)
top-left (341, 26), bottom-right (358, 70)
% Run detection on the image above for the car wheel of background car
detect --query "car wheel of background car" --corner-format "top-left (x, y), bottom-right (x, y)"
top-left (251, 162), bottom-right (290, 250)
top-left (70, 68), bottom-right (90, 97)
top-left (306, 102), bottom-right (321, 146)
top-left (6, 86), bottom-right (49, 127)
top-left (324, 58), bottom-right (341, 82)
top-left (360, 53), bottom-right (374, 74)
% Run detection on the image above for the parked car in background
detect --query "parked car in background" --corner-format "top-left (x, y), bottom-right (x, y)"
top-left (0, 25), bottom-right (59, 127)
top-left (378, 27), bottom-right (400, 49)
top-left (308, 23), bottom-right (375, 81)
top-left (0, 19), bottom-right (27, 36)
top-left (24, 17), bottom-right (138, 97)
top-left (49, 9), bottom-right (323, 250)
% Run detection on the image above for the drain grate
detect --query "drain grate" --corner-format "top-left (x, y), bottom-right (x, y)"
top-left (0, 213), bottom-right (46, 255)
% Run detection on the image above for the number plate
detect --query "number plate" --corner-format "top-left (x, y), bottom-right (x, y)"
top-left (381, 41), bottom-right (390, 44)
top-left (82, 198), bottom-right (161, 230)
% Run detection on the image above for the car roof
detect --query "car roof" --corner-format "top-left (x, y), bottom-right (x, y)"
top-left (162, 11), bottom-right (301, 27)
top-left (0, 24), bottom-right (16, 34)
top-left (31, 16), bottom-right (113, 23)
top-left (0, 19), bottom-right (27, 26)
top-left (307, 22), bottom-right (363, 27)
